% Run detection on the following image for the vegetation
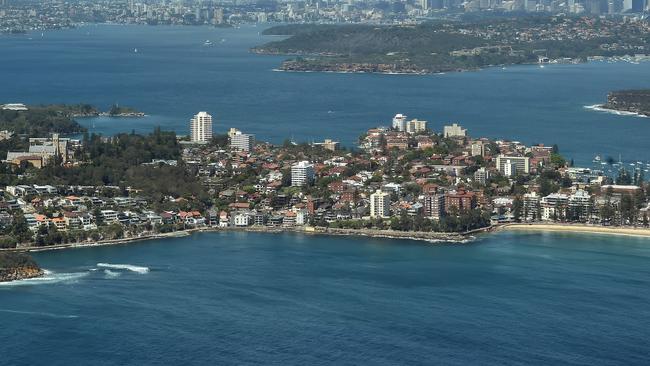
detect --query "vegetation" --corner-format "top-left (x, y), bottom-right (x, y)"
top-left (604, 90), bottom-right (650, 116)
top-left (0, 252), bottom-right (39, 270)
top-left (255, 16), bottom-right (650, 73)
top-left (107, 104), bottom-right (144, 116)
top-left (29, 128), bottom-right (209, 204)
top-left (0, 104), bottom-right (91, 136)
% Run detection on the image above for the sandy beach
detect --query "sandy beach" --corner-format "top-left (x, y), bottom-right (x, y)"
top-left (501, 223), bottom-right (650, 239)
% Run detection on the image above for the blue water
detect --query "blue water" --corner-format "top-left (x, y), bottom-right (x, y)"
top-left (1, 24), bottom-right (650, 165)
top-left (3, 25), bottom-right (650, 364)
top-left (2, 231), bottom-right (650, 365)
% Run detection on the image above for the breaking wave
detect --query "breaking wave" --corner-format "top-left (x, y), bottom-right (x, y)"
top-left (103, 269), bottom-right (121, 278)
top-left (0, 270), bottom-right (88, 287)
top-left (584, 104), bottom-right (649, 118)
top-left (96, 263), bottom-right (150, 274)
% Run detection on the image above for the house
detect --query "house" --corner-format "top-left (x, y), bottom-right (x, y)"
top-left (100, 210), bottom-right (119, 223)
top-left (219, 211), bottom-right (230, 227)
top-left (234, 213), bottom-right (251, 227)
top-left (283, 211), bottom-right (297, 227)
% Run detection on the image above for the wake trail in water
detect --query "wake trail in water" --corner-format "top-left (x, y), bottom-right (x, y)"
top-left (0, 309), bottom-right (79, 319)
top-left (97, 263), bottom-right (150, 274)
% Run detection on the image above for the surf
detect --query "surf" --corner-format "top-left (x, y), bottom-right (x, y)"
top-left (96, 263), bottom-right (150, 274)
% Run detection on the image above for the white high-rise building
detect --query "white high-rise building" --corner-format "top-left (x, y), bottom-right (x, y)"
top-left (230, 130), bottom-right (255, 152)
top-left (291, 161), bottom-right (315, 187)
top-left (370, 189), bottom-right (391, 218)
top-left (504, 159), bottom-right (517, 177)
top-left (392, 113), bottom-right (407, 131)
top-left (190, 111), bottom-right (213, 143)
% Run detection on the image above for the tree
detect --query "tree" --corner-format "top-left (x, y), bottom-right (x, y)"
top-left (11, 212), bottom-right (32, 243)
top-left (512, 196), bottom-right (523, 222)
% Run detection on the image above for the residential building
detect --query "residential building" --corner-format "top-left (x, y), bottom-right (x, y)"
top-left (406, 119), bottom-right (427, 134)
top-left (100, 210), bottom-right (119, 223)
top-left (474, 167), bottom-right (490, 185)
top-left (370, 189), bottom-right (391, 218)
top-left (312, 139), bottom-right (340, 151)
top-left (423, 194), bottom-right (445, 220)
top-left (541, 193), bottom-right (569, 221)
top-left (471, 141), bottom-right (485, 157)
top-left (568, 189), bottom-right (592, 221)
top-left (230, 130), bottom-right (255, 152)
top-left (291, 161), bottom-right (315, 187)
top-left (234, 213), bottom-right (251, 227)
top-left (443, 123), bottom-right (467, 138)
top-left (523, 192), bottom-right (541, 221)
top-left (445, 190), bottom-right (476, 213)
top-left (392, 113), bottom-right (407, 131)
top-left (496, 155), bottom-right (530, 175)
top-left (190, 111), bottom-right (213, 143)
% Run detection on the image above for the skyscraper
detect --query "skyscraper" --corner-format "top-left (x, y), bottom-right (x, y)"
top-left (190, 111), bottom-right (213, 143)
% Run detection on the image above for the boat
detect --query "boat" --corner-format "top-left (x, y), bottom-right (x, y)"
top-left (203, 40), bottom-right (212, 46)
top-left (593, 155), bottom-right (601, 163)
top-left (134, 48), bottom-right (138, 53)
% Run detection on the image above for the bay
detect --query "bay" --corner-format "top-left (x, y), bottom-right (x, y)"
top-left (1, 24), bottom-right (649, 166)
top-left (1, 231), bottom-right (650, 365)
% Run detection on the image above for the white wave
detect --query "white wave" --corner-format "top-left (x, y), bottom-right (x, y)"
top-left (96, 263), bottom-right (150, 274)
top-left (0, 270), bottom-right (88, 287)
top-left (103, 269), bottom-right (121, 278)
top-left (584, 104), bottom-right (649, 118)
top-left (0, 309), bottom-right (78, 319)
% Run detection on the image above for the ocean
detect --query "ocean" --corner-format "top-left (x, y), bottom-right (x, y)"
top-left (1, 24), bottom-right (649, 166)
top-left (2, 231), bottom-right (650, 365)
top-left (2, 24), bottom-right (650, 365)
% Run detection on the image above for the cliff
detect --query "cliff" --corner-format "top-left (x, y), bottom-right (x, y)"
top-left (0, 252), bottom-right (44, 282)
top-left (603, 90), bottom-right (650, 116)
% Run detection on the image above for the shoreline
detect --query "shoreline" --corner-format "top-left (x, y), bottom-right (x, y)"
top-left (4, 222), bottom-right (650, 254)
top-left (583, 104), bottom-right (649, 118)
top-left (499, 223), bottom-right (650, 239)
top-left (2, 225), bottom-right (480, 253)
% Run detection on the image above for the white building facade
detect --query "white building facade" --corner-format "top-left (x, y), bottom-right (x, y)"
top-left (190, 111), bottom-right (213, 143)
top-left (291, 161), bottom-right (315, 187)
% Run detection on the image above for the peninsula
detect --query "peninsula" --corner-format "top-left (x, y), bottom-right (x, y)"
top-left (253, 16), bottom-right (650, 74)
top-left (0, 252), bottom-right (43, 282)
top-left (0, 108), bottom-right (649, 252)
top-left (600, 90), bottom-right (650, 116)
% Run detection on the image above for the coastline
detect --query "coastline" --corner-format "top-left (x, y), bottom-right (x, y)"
top-left (1, 225), bottom-right (478, 253)
top-left (500, 223), bottom-right (650, 239)
top-left (584, 104), bottom-right (649, 118)
top-left (2, 222), bottom-right (650, 255)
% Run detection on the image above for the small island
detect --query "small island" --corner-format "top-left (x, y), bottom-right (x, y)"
top-left (600, 90), bottom-right (650, 117)
top-left (101, 104), bottom-right (146, 118)
top-left (0, 252), bottom-right (43, 282)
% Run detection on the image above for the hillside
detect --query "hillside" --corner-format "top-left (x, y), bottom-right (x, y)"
top-left (253, 17), bottom-right (650, 74)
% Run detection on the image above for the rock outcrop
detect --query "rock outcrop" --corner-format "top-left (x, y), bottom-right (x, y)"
top-left (604, 90), bottom-right (650, 116)
top-left (0, 252), bottom-right (44, 282)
